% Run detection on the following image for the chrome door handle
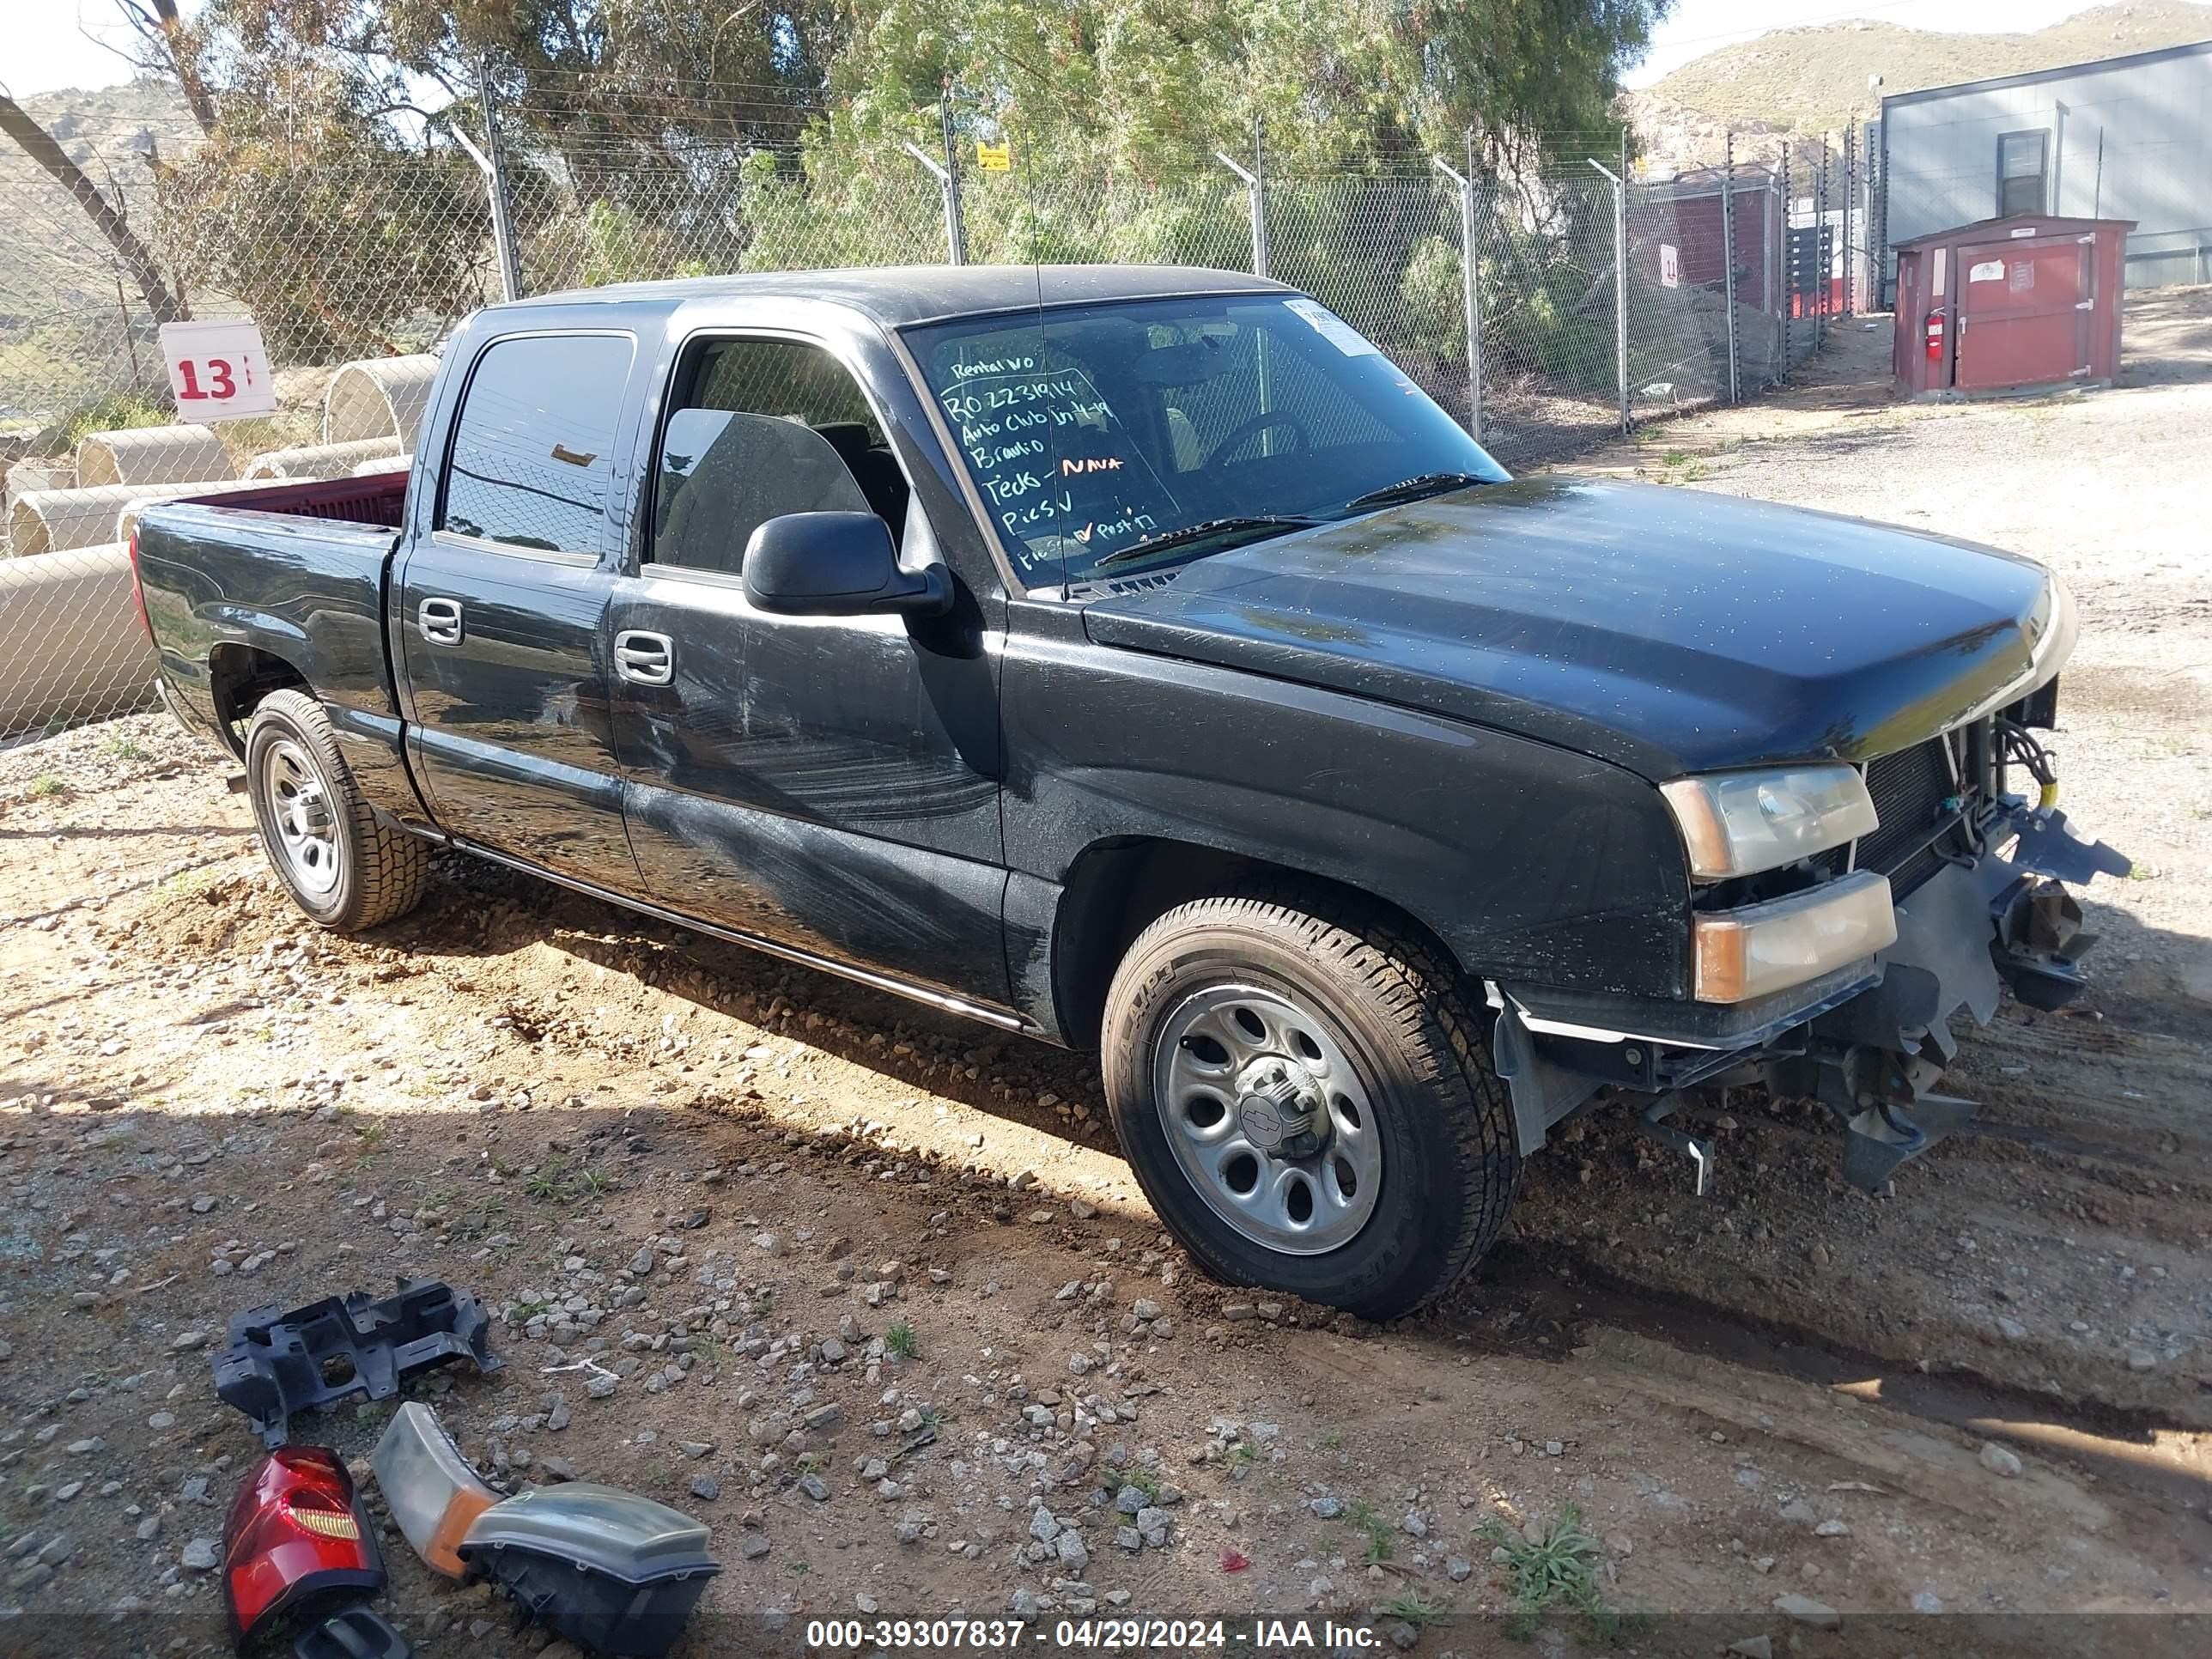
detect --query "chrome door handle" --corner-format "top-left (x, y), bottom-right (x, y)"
top-left (614, 630), bottom-right (674, 686)
top-left (417, 597), bottom-right (463, 645)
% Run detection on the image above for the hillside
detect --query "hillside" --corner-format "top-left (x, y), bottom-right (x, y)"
top-left (0, 77), bottom-right (203, 303)
top-left (0, 80), bottom-right (204, 426)
top-left (1626, 1), bottom-right (2212, 165)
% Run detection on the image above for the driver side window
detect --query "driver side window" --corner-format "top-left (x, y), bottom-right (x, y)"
top-left (649, 337), bottom-right (909, 576)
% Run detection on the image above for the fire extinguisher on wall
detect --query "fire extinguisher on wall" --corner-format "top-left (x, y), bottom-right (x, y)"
top-left (1924, 306), bottom-right (1947, 374)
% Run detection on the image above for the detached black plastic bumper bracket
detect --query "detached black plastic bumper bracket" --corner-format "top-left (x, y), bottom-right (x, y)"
top-left (294, 1605), bottom-right (414, 1659)
top-left (214, 1278), bottom-right (502, 1448)
top-left (1841, 1093), bottom-right (1977, 1191)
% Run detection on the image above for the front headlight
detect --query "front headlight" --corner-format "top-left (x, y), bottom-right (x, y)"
top-left (1661, 765), bottom-right (1879, 880)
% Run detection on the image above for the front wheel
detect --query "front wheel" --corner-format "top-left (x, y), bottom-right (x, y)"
top-left (1100, 890), bottom-right (1519, 1321)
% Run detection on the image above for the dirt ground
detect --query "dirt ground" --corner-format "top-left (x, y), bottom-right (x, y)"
top-left (2, 292), bottom-right (2208, 1659)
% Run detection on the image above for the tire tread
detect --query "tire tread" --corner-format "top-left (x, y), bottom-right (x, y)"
top-left (249, 690), bottom-right (429, 931)
top-left (1104, 883), bottom-right (1518, 1318)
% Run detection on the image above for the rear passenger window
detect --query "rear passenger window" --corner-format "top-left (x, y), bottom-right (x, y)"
top-left (441, 333), bottom-right (634, 553)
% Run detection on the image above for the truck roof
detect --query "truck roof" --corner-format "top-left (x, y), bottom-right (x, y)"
top-left (505, 263), bottom-right (1291, 328)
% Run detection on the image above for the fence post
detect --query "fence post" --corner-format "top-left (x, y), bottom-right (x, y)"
top-left (1587, 148), bottom-right (1628, 434)
top-left (1871, 118), bottom-right (1888, 310)
top-left (1781, 142), bottom-right (1792, 376)
top-left (1843, 119), bottom-right (1856, 317)
top-left (902, 143), bottom-right (964, 265)
top-left (1431, 150), bottom-right (1482, 442)
top-left (1816, 131), bottom-right (1831, 346)
top-left (1216, 141), bottom-right (1268, 278)
top-left (939, 85), bottom-right (968, 265)
top-left (475, 58), bottom-right (523, 301)
top-left (1722, 132), bottom-right (1740, 403)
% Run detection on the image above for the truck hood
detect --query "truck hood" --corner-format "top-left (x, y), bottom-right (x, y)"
top-left (1079, 477), bottom-right (2069, 778)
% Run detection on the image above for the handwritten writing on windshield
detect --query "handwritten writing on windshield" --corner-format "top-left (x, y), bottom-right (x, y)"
top-left (936, 356), bottom-right (1155, 566)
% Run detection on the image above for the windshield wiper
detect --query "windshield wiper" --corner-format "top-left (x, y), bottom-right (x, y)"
top-left (1343, 471), bottom-right (1492, 511)
top-left (1091, 515), bottom-right (1319, 572)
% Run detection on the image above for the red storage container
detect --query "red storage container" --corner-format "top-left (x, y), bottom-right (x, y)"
top-left (1891, 215), bottom-right (2134, 398)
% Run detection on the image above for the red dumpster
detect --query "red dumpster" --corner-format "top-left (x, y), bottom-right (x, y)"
top-left (1891, 214), bottom-right (2133, 398)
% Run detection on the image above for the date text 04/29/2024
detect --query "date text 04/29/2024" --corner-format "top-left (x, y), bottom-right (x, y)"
top-left (801, 1620), bottom-right (1394, 1650)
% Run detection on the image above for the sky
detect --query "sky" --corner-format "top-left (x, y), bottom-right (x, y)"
top-left (1624, 0), bottom-right (2173, 86)
top-left (3, 2), bottom-right (164, 100)
top-left (0, 0), bottom-right (2180, 100)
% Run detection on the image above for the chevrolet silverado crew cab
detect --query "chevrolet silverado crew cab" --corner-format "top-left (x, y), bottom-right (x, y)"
top-left (135, 266), bottom-right (2130, 1318)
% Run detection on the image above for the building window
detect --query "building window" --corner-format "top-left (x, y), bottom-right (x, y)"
top-left (1997, 130), bottom-right (2048, 218)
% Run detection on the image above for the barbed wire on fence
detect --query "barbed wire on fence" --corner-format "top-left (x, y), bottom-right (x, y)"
top-left (2, 86), bottom-right (1852, 738)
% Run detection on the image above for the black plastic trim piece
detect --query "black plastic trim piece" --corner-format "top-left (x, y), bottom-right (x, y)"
top-left (213, 1279), bottom-right (502, 1448)
top-left (293, 1604), bottom-right (415, 1659)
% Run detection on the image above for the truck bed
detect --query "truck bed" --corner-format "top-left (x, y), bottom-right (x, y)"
top-left (179, 468), bottom-right (410, 531)
top-left (134, 471), bottom-right (413, 763)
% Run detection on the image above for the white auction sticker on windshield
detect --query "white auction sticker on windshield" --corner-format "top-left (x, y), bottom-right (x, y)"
top-left (1284, 298), bottom-right (1381, 356)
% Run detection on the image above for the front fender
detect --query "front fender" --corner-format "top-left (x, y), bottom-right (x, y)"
top-left (1000, 611), bottom-right (1693, 1000)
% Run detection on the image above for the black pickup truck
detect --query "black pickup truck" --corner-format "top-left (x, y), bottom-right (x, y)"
top-left (135, 265), bottom-right (2128, 1317)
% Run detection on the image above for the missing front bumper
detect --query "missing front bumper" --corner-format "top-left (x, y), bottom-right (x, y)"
top-left (1495, 804), bottom-right (2131, 1190)
top-left (1766, 805), bottom-right (2128, 1187)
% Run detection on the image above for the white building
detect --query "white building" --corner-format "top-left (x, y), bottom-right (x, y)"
top-left (1881, 38), bottom-right (2212, 290)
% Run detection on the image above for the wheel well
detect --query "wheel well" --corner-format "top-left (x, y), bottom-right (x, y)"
top-left (207, 644), bottom-right (307, 756)
top-left (1051, 838), bottom-right (1466, 1049)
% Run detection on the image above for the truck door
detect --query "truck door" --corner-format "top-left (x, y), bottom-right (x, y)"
top-left (605, 330), bottom-right (1010, 1012)
top-left (394, 327), bottom-right (635, 882)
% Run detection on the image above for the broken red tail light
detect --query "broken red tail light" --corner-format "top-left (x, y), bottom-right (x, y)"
top-left (126, 527), bottom-right (155, 644)
top-left (223, 1446), bottom-right (386, 1646)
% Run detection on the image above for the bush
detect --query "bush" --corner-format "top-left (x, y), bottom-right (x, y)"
top-left (1400, 235), bottom-right (1466, 364)
top-left (53, 388), bottom-right (172, 452)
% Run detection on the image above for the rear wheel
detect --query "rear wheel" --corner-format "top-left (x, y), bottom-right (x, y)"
top-left (1100, 889), bottom-right (1518, 1320)
top-left (243, 689), bottom-right (428, 931)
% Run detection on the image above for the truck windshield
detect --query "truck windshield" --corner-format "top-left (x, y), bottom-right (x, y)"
top-left (905, 295), bottom-right (1507, 588)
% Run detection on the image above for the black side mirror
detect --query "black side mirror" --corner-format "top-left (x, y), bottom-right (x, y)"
top-left (742, 511), bottom-right (952, 617)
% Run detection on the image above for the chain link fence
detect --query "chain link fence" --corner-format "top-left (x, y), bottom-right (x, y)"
top-left (3, 87), bottom-right (1840, 741)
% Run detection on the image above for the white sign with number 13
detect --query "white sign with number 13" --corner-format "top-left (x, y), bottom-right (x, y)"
top-left (157, 319), bottom-right (280, 419)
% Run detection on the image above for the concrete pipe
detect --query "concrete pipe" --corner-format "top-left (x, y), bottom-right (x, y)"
top-left (244, 435), bottom-right (404, 481)
top-left (0, 543), bottom-right (157, 738)
top-left (321, 355), bottom-right (439, 448)
top-left (6, 457), bottom-right (76, 523)
top-left (9, 478), bottom-right (266, 556)
top-left (76, 424), bottom-right (238, 488)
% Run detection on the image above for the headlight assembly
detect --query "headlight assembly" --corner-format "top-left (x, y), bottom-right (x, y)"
top-left (1662, 764), bottom-right (1879, 880)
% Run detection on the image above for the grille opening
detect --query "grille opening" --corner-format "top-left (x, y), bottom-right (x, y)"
top-left (1855, 726), bottom-right (1978, 898)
